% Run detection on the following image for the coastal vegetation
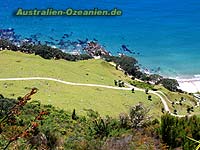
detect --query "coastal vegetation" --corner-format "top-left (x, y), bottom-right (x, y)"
top-left (103, 55), bottom-right (181, 92)
top-left (0, 39), bottom-right (92, 61)
top-left (160, 78), bottom-right (179, 92)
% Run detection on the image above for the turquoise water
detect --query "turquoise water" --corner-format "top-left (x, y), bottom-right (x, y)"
top-left (1, 0), bottom-right (200, 78)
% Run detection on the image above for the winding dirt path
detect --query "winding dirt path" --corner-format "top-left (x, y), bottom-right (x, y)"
top-left (0, 77), bottom-right (187, 117)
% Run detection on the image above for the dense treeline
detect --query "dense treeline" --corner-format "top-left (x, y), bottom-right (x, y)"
top-left (103, 55), bottom-right (142, 79)
top-left (0, 39), bottom-right (92, 61)
top-left (103, 55), bottom-right (180, 92)
top-left (160, 78), bottom-right (179, 92)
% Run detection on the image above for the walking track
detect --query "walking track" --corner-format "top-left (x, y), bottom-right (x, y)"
top-left (0, 77), bottom-right (188, 117)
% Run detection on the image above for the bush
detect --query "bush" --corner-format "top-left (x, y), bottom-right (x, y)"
top-left (129, 103), bottom-right (150, 128)
top-left (161, 114), bottom-right (200, 149)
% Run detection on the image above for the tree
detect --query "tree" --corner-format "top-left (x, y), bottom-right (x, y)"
top-left (124, 71), bottom-right (128, 76)
top-left (161, 107), bottom-right (165, 113)
top-left (148, 95), bottom-right (152, 101)
top-left (72, 109), bottom-right (77, 120)
top-left (114, 80), bottom-right (118, 86)
top-left (118, 82), bottom-right (122, 87)
top-left (145, 89), bottom-right (149, 94)
top-left (172, 102), bottom-right (175, 107)
top-left (190, 106), bottom-right (194, 112)
top-left (174, 109), bottom-right (177, 115)
top-left (121, 81), bottom-right (125, 87)
top-left (187, 107), bottom-right (191, 114)
top-left (160, 78), bottom-right (179, 92)
top-left (180, 97), bottom-right (184, 102)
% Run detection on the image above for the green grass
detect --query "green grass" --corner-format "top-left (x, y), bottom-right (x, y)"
top-left (1, 50), bottom-right (198, 117)
top-left (155, 85), bottom-right (196, 104)
top-left (128, 80), bottom-right (155, 90)
top-left (155, 85), bottom-right (198, 115)
top-left (0, 50), bottom-right (129, 86)
top-left (0, 80), bottom-right (162, 118)
top-left (0, 50), bottom-right (163, 118)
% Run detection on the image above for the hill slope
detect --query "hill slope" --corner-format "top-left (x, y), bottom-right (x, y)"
top-left (0, 50), bottom-right (128, 85)
top-left (0, 50), bottom-right (162, 117)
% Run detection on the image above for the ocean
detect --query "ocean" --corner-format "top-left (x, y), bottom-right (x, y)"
top-left (1, 0), bottom-right (200, 78)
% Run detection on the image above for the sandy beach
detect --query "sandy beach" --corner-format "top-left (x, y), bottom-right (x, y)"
top-left (177, 78), bottom-right (200, 93)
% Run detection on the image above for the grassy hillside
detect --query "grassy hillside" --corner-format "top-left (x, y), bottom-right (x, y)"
top-left (0, 80), bottom-right (162, 117)
top-left (0, 50), bottom-right (163, 117)
top-left (0, 50), bottom-right (129, 86)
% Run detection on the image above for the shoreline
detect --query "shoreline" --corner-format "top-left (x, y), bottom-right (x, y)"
top-left (1, 27), bottom-right (200, 93)
top-left (175, 77), bottom-right (200, 93)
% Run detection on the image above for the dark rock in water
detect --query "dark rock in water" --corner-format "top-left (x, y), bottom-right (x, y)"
top-left (93, 38), bottom-right (98, 41)
top-left (63, 34), bottom-right (69, 38)
top-left (50, 42), bottom-right (54, 45)
top-left (77, 39), bottom-right (88, 45)
top-left (48, 36), bottom-right (54, 40)
top-left (121, 45), bottom-right (132, 54)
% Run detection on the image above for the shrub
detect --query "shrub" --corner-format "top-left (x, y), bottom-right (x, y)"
top-left (129, 103), bottom-right (150, 128)
top-left (128, 80), bottom-right (154, 90)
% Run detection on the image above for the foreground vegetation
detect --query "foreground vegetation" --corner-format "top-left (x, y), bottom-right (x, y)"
top-left (0, 91), bottom-right (199, 150)
top-left (0, 91), bottom-right (163, 149)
